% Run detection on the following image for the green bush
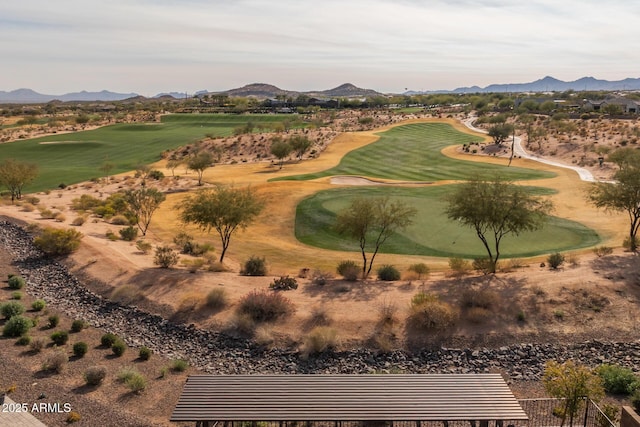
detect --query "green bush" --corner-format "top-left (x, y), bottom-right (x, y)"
top-left (548, 252), bottom-right (565, 269)
top-left (138, 346), bottom-right (152, 361)
top-left (119, 226), bottom-right (138, 241)
top-left (47, 314), bottom-right (60, 328)
top-left (8, 275), bottom-right (25, 289)
top-left (84, 366), bottom-right (107, 386)
top-left (125, 372), bottom-right (147, 393)
top-left (51, 330), bottom-right (69, 346)
top-left (269, 276), bottom-right (298, 291)
top-left (135, 239), bottom-right (152, 254)
top-left (632, 389), bottom-right (640, 413)
top-left (112, 339), bottom-right (127, 357)
top-left (148, 169), bottom-right (164, 180)
top-left (237, 289), bottom-right (295, 322)
top-left (596, 364), bottom-right (639, 395)
top-left (33, 227), bottom-right (83, 255)
top-left (16, 335), bottom-right (32, 346)
top-left (171, 359), bottom-right (189, 372)
top-left (154, 246), bottom-right (178, 268)
top-left (31, 299), bottom-right (46, 312)
top-left (100, 332), bottom-right (118, 347)
top-left (70, 319), bottom-right (87, 333)
top-left (11, 291), bottom-right (22, 300)
top-left (1, 301), bottom-right (25, 319)
top-left (377, 265), bottom-right (400, 281)
top-left (337, 260), bottom-right (359, 281)
top-left (73, 342), bottom-right (89, 357)
top-left (241, 255), bottom-right (267, 276)
top-left (408, 263), bottom-right (430, 279)
top-left (592, 246), bottom-right (613, 257)
top-left (3, 315), bottom-right (32, 337)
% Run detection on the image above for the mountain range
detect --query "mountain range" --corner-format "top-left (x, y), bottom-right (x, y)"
top-left (2, 77), bottom-right (640, 103)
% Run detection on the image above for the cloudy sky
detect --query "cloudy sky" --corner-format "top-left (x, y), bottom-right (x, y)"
top-left (2, 0), bottom-right (639, 96)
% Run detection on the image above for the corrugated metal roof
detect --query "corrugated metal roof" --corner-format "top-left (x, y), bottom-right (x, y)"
top-left (170, 374), bottom-right (529, 422)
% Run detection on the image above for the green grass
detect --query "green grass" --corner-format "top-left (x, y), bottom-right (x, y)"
top-left (0, 114), bottom-right (301, 193)
top-left (274, 122), bottom-right (554, 182)
top-left (295, 186), bottom-right (600, 258)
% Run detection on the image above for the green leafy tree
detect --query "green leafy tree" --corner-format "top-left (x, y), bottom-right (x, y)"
top-left (180, 186), bottom-right (265, 263)
top-left (270, 138), bottom-right (292, 169)
top-left (289, 135), bottom-right (312, 160)
top-left (488, 123), bottom-right (514, 145)
top-left (335, 196), bottom-right (416, 279)
top-left (187, 151), bottom-right (214, 186)
top-left (0, 158), bottom-right (38, 202)
top-left (587, 148), bottom-right (640, 251)
top-left (445, 176), bottom-right (552, 273)
top-left (543, 360), bottom-right (604, 427)
top-left (123, 188), bottom-right (166, 236)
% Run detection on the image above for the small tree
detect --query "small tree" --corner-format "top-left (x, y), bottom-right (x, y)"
top-left (99, 161), bottom-right (115, 184)
top-left (0, 158), bottom-right (38, 202)
top-left (543, 360), bottom-right (604, 427)
top-left (154, 246), bottom-right (178, 268)
top-left (289, 135), bottom-right (312, 160)
top-left (335, 196), bottom-right (416, 278)
top-left (180, 186), bottom-right (264, 263)
top-left (488, 123), bottom-right (514, 145)
top-left (270, 138), bottom-right (292, 169)
top-left (123, 188), bottom-right (166, 236)
top-left (187, 151), bottom-right (214, 185)
top-left (445, 176), bottom-right (552, 273)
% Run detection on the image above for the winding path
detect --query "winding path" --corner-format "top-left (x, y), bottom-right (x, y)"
top-left (462, 117), bottom-right (596, 182)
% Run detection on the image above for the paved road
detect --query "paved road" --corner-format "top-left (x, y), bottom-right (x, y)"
top-left (462, 117), bottom-right (596, 182)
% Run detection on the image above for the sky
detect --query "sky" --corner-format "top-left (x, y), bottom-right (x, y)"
top-left (2, 0), bottom-right (640, 96)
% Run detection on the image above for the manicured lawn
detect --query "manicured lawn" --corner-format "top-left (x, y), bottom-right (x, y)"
top-left (0, 114), bottom-right (300, 193)
top-left (275, 122), bottom-right (555, 182)
top-left (295, 186), bottom-right (600, 258)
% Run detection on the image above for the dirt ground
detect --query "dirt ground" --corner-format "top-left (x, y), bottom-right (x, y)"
top-left (1, 115), bottom-right (639, 425)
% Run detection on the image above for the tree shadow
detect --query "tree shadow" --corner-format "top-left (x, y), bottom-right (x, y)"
top-left (591, 254), bottom-right (640, 289)
top-left (300, 278), bottom-right (399, 302)
top-left (71, 384), bottom-right (100, 395)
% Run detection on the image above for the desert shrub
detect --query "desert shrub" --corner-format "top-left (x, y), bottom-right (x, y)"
top-left (39, 208), bottom-right (55, 219)
top-left (596, 364), bottom-right (640, 395)
top-left (47, 314), bottom-right (60, 328)
top-left (119, 226), bottom-right (138, 241)
top-left (112, 339), bottom-right (127, 357)
top-left (206, 288), bottom-right (227, 309)
top-left (181, 258), bottom-right (205, 273)
top-left (241, 255), bottom-right (267, 276)
top-left (408, 263), bottom-right (430, 280)
top-left (33, 227), bottom-right (83, 255)
top-left (460, 288), bottom-right (500, 309)
top-left (148, 169), bottom-right (164, 180)
top-left (302, 326), bottom-right (338, 355)
top-left (237, 289), bottom-right (294, 322)
top-left (100, 332), bottom-right (118, 347)
top-left (11, 291), bottom-right (22, 300)
top-left (110, 214), bottom-right (130, 225)
top-left (31, 299), bottom-right (46, 311)
top-left (377, 300), bottom-right (397, 326)
top-left (73, 341), bottom-right (89, 357)
top-left (138, 346), bottom-right (152, 361)
top-left (126, 372), bottom-right (147, 393)
top-left (30, 338), bottom-right (45, 353)
top-left (42, 350), bottom-right (68, 373)
top-left (3, 315), bottom-right (32, 337)
top-left (448, 257), bottom-right (471, 275)
top-left (16, 335), bottom-right (31, 346)
top-left (50, 330), bottom-right (69, 346)
top-left (171, 359), bottom-right (189, 372)
top-left (8, 275), bottom-right (25, 289)
top-left (516, 310), bottom-right (526, 322)
top-left (465, 307), bottom-right (492, 324)
top-left (21, 203), bottom-right (36, 212)
top-left (632, 389), bottom-right (640, 413)
top-left (408, 292), bottom-right (458, 331)
top-left (311, 269), bottom-right (332, 285)
top-left (66, 411), bottom-right (81, 423)
top-left (547, 252), bottom-right (565, 269)
top-left (377, 264), bottom-right (400, 281)
top-left (472, 258), bottom-right (494, 274)
top-left (593, 246), bottom-right (613, 257)
top-left (71, 216), bottom-right (86, 226)
top-left (154, 246), bottom-right (178, 268)
top-left (70, 319), bottom-right (87, 333)
top-left (54, 212), bottom-right (66, 222)
top-left (105, 230), bottom-right (118, 241)
top-left (337, 260), bottom-right (359, 281)
top-left (135, 239), bottom-right (152, 254)
top-left (307, 306), bottom-right (332, 327)
top-left (1, 301), bottom-right (25, 318)
top-left (270, 276), bottom-right (298, 290)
